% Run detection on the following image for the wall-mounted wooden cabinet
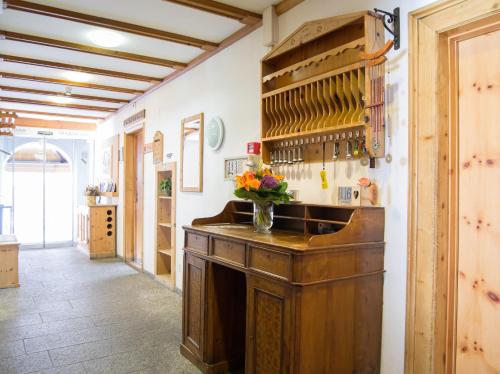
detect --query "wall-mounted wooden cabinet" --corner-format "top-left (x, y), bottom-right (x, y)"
top-left (155, 162), bottom-right (176, 287)
top-left (77, 205), bottom-right (116, 259)
top-left (261, 11), bottom-right (387, 164)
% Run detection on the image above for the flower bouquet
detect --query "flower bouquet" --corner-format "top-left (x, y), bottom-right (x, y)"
top-left (234, 167), bottom-right (293, 233)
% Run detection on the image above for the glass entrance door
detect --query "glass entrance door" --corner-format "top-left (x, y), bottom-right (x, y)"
top-left (0, 135), bottom-right (92, 248)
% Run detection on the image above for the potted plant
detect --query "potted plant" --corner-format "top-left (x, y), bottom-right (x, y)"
top-left (234, 166), bottom-right (293, 233)
top-left (159, 177), bottom-right (172, 197)
top-left (84, 185), bottom-right (100, 205)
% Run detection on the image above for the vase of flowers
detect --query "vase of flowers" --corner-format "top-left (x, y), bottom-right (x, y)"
top-left (234, 167), bottom-right (293, 233)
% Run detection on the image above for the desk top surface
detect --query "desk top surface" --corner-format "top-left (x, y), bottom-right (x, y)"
top-left (185, 223), bottom-right (324, 251)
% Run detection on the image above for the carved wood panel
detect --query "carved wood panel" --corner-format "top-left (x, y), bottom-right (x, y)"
top-left (246, 276), bottom-right (291, 374)
top-left (182, 254), bottom-right (207, 360)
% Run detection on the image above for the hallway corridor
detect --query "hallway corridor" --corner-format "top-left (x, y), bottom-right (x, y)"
top-left (0, 248), bottom-right (197, 374)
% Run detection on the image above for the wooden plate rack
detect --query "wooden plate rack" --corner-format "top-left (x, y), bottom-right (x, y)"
top-left (261, 11), bottom-right (389, 164)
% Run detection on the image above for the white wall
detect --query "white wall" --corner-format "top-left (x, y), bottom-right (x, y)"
top-left (96, 1), bottom-right (435, 373)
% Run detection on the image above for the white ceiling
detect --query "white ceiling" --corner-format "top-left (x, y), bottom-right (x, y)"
top-left (0, 0), bottom-right (278, 125)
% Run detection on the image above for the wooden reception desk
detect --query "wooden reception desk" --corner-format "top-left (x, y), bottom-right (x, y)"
top-left (181, 201), bottom-right (385, 374)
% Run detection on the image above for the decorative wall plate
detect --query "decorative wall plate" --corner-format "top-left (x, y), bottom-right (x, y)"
top-left (206, 116), bottom-right (224, 151)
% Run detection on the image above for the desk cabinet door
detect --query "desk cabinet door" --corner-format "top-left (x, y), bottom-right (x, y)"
top-left (246, 275), bottom-right (293, 374)
top-left (182, 253), bottom-right (207, 360)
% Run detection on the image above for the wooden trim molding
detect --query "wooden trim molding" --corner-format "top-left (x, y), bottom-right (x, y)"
top-left (14, 117), bottom-right (96, 130)
top-left (274, 0), bottom-right (304, 16)
top-left (164, 0), bottom-right (261, 24)
top-left (4, 0), bottom-right (218, 51)
top-left (0, 71), bottom-right (143, 94)
top-left (0, 96), bottom-right (117, 112)
top-left (0, 30), bottom-right (187, 69)
top-left (0, 54), bottom-right (162, 83)
top-left (0, 85), bottom-right (128, 104)
top-left (0, 108), bottom-right (104, 120)
top-left (406, 1), bottom-right (500, 374)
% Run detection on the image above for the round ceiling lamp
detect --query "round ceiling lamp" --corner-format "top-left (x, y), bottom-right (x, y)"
top-left (88, 29), bottom-right (124, 48)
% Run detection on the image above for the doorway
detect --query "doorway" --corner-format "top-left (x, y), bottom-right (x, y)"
top-left (123, 129), bottom-right (144, 268)
top-left (407, 3), bottom-right (499, 374)
top-left (0, 135), bottom-right (92, 248)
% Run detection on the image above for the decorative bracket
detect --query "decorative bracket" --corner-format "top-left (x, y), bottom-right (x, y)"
top-left (373, 7), bottom-right (400, 50)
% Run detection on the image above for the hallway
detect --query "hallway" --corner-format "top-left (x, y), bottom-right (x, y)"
top-left (0, 248), bottom-right (198, 374)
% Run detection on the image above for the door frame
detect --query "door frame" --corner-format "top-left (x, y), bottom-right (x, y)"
top-left (123, 126), bottom-right (144, 270)
top-left (406, 1), bottom-right (499, 373)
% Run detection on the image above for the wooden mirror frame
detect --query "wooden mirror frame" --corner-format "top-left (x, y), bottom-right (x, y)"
top-left (180, 113), bottom-right (204, 192)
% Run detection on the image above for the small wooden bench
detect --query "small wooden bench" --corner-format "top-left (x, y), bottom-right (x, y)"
top-left (0, 235), bottom-right (19, 288)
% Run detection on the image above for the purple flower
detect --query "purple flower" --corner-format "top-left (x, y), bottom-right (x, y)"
top-left (260, 175), bottom-right (278, 190)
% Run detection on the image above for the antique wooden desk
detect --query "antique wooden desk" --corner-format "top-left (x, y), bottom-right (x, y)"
top-left (181, 201), bottom-right (384, 374)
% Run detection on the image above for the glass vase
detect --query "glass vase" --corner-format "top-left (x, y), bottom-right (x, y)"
top-left (253, 201), bottom-right (274, 234)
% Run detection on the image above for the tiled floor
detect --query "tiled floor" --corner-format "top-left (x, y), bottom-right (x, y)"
top-left (0, 247), bottom-right (199, 374)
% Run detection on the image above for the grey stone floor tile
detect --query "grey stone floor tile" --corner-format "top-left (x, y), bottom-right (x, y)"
top-left (33, 362), bottom-right (86, 374)
top-left (83, 349), bottom-right (152, 374)
top-left (0, 313), bottom-right (42, 329)
top-left (0, 339), bottom-right (25, 359)
top-left (0, 351), bottom-right (53, 374)
top-left (0, 317), bottom-right (95, 343)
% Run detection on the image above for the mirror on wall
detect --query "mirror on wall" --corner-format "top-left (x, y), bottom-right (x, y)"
top-left (180, 113), bottom-right (203, 192)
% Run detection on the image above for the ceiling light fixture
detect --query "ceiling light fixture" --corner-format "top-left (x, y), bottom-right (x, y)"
top-left (50, 96), bottom-right (74, 104)
top-left (62, 71), bottom-right (92, 82)
top-left (88, 29), bottom-right (124, 48)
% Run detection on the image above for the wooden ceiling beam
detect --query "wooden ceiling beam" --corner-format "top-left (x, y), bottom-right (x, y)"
top-left (164, 0), bottom-right (261, 24)
top-left (0, 85), bottom-right (128, 104)
top-left (0, 108), bottom-right (104, 120)
top-left (0, 72), bottom-right (144, 94)
top-left (14, 117), bottom-right (96, 131)
top-left (0, 54), bottom-right (162, 83)
top-left (0, 30), bottom-right (188, 69)
top-left (4, 0), bottom-right (218, 51)
top-left (274, 0), bottom-right (304, 16)
top-left (0, 97), bottom-right (117, 112)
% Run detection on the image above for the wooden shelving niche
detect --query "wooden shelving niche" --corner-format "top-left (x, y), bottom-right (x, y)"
top-left (154, 162), bottom-right (176, 287)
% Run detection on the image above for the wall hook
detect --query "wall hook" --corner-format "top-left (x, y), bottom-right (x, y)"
top-left (373, 7), bottom-right (400, 50)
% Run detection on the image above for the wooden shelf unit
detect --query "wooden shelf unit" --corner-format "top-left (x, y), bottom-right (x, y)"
top-left (154, 162), bottom-right (176, 287)
top-left (260, 11), bottom-right (386, 163)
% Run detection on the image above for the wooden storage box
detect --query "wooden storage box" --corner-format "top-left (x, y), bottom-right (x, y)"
top-left (77, 205), bottom-right (117, 259)
top-left (0, 235), bottom-right (19, 288)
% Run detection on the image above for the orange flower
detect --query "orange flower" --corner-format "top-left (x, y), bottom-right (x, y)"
top-left (247, 178), bottom-right (261, 190)
top-left (235, 175), bottom-right (246, 189)
top-left (274, 174), bottom-right (284, 181)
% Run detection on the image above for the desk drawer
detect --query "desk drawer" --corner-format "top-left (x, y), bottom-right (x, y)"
top-left (249, 246), bottom-right (291, 280)
top-left (185, 232), bottom-right (208, 254)
top-left (212, 238), bottom-right (246, 266)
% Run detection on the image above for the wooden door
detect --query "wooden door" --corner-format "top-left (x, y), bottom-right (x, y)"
top-left (134, 130), bottom-right (144, 265)
top-left (246, 275), bottom-right (292, 374)
top-left (182, 253), bottom-right (207, 360)
top-left (453, 25), bottom-right (500, 373)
